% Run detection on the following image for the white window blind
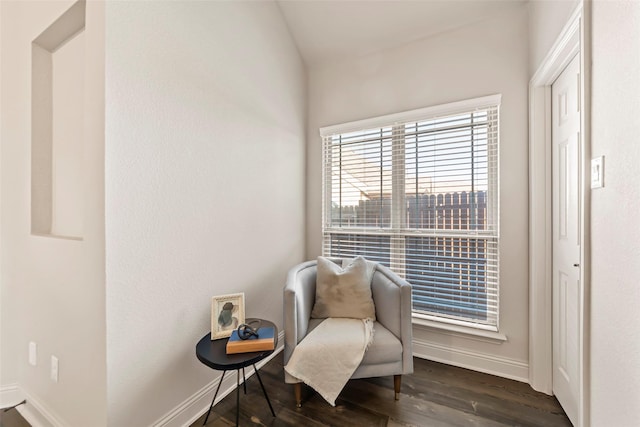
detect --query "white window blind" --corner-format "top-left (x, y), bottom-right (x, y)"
top-left (321, 95), bottom-right (500, 329)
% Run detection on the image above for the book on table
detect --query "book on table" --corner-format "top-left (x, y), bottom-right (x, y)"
top-left (226, 326), bottom-right (276, 354)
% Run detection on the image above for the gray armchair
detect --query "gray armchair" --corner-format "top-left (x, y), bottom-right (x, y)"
top-left (283, 257), bottom-right (413, 407)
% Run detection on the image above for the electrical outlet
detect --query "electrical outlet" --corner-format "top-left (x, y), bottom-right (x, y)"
top-left (51, 355), bottom-right (59, 383)
top-left (29, 342), bottom-right (37, 366)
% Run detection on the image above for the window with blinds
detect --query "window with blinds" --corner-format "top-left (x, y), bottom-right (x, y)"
top-left (321, 95), bottom-right (500, 330)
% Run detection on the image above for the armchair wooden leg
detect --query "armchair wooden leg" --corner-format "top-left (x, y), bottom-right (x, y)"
top-left (294, 382), bottom-right (302, 408)
top-left (394, 375), bottom-right (401, 400)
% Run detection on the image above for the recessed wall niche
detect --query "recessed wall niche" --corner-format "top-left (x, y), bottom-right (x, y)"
top-left (31, 0), bottom-right (86, 239)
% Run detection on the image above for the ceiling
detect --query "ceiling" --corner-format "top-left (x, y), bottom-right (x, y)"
top-left (277, 0), bottom-right (527, 66)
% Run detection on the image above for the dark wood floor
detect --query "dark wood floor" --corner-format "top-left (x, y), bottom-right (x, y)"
top-left (0, 404), bottom-right (29, 427)
top-left (192, 353), bottom-right (572, 427)
top-left (1, 354), bottom-right (572, 427)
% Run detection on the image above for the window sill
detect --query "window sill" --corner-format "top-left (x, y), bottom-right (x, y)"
top-left (412, 314), bottom-right (508, 344)
top-left (31, 232), bottom-right (83, 241)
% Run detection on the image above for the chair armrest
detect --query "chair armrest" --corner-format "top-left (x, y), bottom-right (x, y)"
top-left (371, 263), bottom-right (414, 374)
top-left (283, 260), bottom-right (318, 365)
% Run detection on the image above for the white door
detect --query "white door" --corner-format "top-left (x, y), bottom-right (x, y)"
top-left (552, 54), bottom-right (581, 426)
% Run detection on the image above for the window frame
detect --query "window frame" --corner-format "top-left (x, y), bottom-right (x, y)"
top-left (320, 94), bottom-right (501, 332)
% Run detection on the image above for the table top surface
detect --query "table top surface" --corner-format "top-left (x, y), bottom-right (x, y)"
top-left (196, 318), bottom-right (278, 371)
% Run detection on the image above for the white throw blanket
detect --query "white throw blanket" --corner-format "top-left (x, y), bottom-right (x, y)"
top-left (284, 317), bottom-right (374, 406)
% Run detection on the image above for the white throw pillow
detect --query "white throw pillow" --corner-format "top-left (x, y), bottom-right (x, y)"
top-left (311, 256), bottom-right (376, 320)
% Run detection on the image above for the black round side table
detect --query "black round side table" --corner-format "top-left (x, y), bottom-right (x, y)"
top-left (195, 318), bottom-right (277, 426)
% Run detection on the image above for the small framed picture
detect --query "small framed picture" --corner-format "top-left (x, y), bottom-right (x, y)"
top-left (211, 293), bottom-right (245, 339)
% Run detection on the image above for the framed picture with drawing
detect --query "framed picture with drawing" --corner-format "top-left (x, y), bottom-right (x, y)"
top-left (211, 293), bottom-right (245, 339)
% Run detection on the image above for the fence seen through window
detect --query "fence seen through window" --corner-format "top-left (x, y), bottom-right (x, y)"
top-left (327, 191), bottom-right (496, 323)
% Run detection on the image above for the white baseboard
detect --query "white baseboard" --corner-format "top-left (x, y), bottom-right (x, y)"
top-left (15, 387), bottom-right (66, 427)
top-left (413, 337), bottom-right (529, 383)
top-left (0, 383), bottom-right (24, 409)
top-left (152, 331), bottom-right (285, 427)
top-left (1, 384), bottom-right (65, 427)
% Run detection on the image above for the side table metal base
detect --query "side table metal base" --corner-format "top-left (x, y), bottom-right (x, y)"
top-left (202, 364), bottom-right (276, 426)
top-left (202, 370), bottom-right (226, 426)
top-left (253, 364), bottom-right (275, 417)
top-left (196, 320), bottom-right (278, 427)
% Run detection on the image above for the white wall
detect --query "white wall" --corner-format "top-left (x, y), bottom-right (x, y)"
top-left (104, 1), bottom-right (306, 425)
top-left (528, 0), bottom-right (580, 75)
top-left (0, 0), bottom-right (106, 425)
top-left (590, 1), bottom-right (640, 425)
top-left (306, 6), bottom-right (530, 379)
top-left (51, 30), bottom-right (85, 238)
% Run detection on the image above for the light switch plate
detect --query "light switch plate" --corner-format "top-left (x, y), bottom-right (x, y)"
top-left (591, 156), bottom-right (604, 189)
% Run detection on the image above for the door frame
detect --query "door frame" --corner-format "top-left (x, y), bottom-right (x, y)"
top-left (528, 2), bottom-right (591, 426)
